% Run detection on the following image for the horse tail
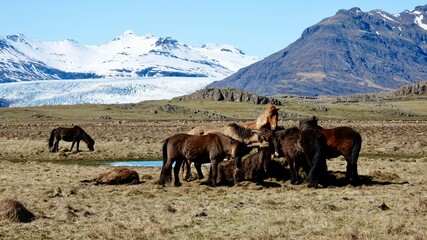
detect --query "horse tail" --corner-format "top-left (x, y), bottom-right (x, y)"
top-left (159, 138), bottom-right (171, 185)
top-left (307, 140), bottom-right (321, 184)
top-left (307, 135), bottom-right (327, 188)
top-left (48, 128), bottom-right (56, 150)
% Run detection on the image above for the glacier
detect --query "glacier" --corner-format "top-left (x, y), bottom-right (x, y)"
top-left (0, 77), bottom-right (217, 107)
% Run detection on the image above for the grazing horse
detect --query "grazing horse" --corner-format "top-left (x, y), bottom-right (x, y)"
top-left (242, 104), bottom-right (280, 131)
top-left (301, 116), bottom-right (362, 183)
top-left (217, 131), bottom-right (274, 185)
top-left (48, 126), bottom-right (95, 152)
top-left (184, 123), bottom-right (271, 181)
top-left (158, 133), bottom-right (249, 187)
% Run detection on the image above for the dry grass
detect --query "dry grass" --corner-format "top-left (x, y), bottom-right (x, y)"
top-left (0, 98), bottom-right (426, 239)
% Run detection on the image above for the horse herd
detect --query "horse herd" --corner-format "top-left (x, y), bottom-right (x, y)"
top-left (47, 104), bottom-right (362, 188)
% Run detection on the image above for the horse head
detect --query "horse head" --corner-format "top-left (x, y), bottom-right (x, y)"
top-left (256, 104), bottom-right (280, 131)
top-left (299, 116), bottom-right (320, 131)
top-left (82, 132), bottom-right (95, 151)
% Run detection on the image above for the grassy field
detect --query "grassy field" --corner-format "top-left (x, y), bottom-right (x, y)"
top-left (0, 95), bottom-right (426, 239)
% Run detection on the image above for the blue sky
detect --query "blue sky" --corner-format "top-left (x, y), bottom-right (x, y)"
top-left (2, 0), bottom-right (426, 58)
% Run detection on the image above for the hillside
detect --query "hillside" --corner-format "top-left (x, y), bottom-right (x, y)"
top-left (208, 5), bottom-right (427, 96)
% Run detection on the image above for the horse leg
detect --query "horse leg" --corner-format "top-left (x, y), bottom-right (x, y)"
top-left (53, 140), bottom-right (60, 152)
top-left (76, 140), bottom-right (80, 152)
top-left (344, 155), bottom-right (359, 184)
top-left (195, 163), bottom-right (204, 179)
top-left (159, 159), bottom-right (174, 186)
top-left (288, 158), bottom-right (298, 184)
top-left (69, 141), bottom-right (75, 152)
top-left (182, 161), bottom-right (191, 181)
top-left (209, 159), bottom-right (218, 187)
top-left (173, 158), bottom-right (184, 186)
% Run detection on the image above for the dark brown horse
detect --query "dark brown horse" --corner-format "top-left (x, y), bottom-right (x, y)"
top-left (158, 133), bottom-right (249, 187)
top-left (217, 131), bottom-right (274, 185)
top-left (298, 118), bottom-right (329, 187)
top-left (273, 120), bottom-right (328, 187)
top-left (48, 126), bottom-right (95, 152)
top-left (184, 123), bottom-right (271, 181)
top-left (301, 116), bottom-right (362, 183)
top-left (273, 127), bottom-right (308, 184)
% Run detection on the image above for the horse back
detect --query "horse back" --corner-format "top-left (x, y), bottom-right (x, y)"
top-left (58, 126), bottom-right (82, 142)
top-left (321, 127), bottom-right (359, 146)
top-left (321, 126), bottom-right (361, 156)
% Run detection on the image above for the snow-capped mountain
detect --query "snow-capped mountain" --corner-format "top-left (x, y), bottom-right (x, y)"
top-left (0, 31), bottom-right (258, 82)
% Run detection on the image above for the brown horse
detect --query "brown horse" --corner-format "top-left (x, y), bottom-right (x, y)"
top-left (184, 123), bottom-right (271, 181)
top-left (301, 116), bottom-right (362, 183)
top-left (158, 133), bottom-right (249, 187)
top-left (48, 126), bottom-right (95, 152)
top-left (81, 167), bottom-right (139, 185)
top-left (242, 104), bottom-right (280, 131)
top-left (217, 131), bottom-right (274, 185)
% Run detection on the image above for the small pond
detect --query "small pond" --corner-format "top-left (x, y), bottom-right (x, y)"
top-left (109, 160), bottom-right (164, 167)
top-left (82, 160), bottom-right (164, 167)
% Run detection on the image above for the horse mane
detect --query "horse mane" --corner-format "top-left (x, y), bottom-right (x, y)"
top-left (299, 116), bottom-right (322, 131)
top-left (255, 104), bottom-right (279, 130)
top-left (223, 123), bottom-right (255, 142)
top-left (76, 126), bottom-right (94, 144)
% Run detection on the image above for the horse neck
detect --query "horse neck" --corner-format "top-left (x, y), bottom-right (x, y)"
top-left (81, 131), bottom-right (91, 143)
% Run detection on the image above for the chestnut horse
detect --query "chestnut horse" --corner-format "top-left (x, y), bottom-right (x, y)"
top-left (48, 125), bottom-right (95, 152)
top-left (158, 133), bottom-right (249, 187)
top-left (184, 123), bottom-right (271, 181)
top-left (242, 104), bottom-right (280, 131)
top-left (301, 116), bottom-right (362, 183)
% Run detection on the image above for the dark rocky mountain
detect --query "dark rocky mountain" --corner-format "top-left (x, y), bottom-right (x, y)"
top-left (208, 5), bottom-right (427, 96)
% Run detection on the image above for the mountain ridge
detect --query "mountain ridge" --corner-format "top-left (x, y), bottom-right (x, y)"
top-left (207, 5), bottom-right (427, 96)
top-left (0, 31), bottom-right (258, 83)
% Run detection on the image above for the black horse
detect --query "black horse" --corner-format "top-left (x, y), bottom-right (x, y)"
top-left (48, 126), bottom-right (95, 152)
top-left (273, 119), bottom-right (328, 187)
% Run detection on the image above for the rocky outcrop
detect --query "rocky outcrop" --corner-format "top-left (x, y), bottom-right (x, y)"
top-left (334, 81), bottom-right (427, 102)
top-left (173, 88), bottom-right (282, 105)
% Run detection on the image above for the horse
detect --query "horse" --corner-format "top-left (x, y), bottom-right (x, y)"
top-left (217, 131), bottom-right (274, 185)
top-left (273, 127), bottom-right (308, 185)
top-left (242, 104), bottom-right (280, 131)
top-left (158, 132), bottom-right (249, 187)
top-left (298, 118), bottom-right (329, 187)
top-left (48, 125), bottom-right (95, 152)
top-left (184, 123), bottom-right (271, 181)
top-left (81, 167), bottom-right (139, 185)
top-left (301, 116), bottom-right (362, 183)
